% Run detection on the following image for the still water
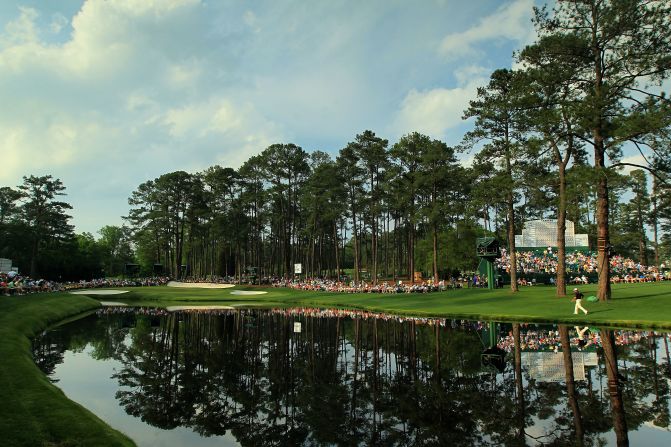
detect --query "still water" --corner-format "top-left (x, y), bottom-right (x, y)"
top-left (33, 307), bottom-right (671, 446)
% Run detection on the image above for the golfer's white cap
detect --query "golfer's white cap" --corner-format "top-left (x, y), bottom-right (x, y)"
top-left (573, 288), bottom-right (578, 291)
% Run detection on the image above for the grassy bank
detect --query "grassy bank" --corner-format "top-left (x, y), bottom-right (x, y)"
top-left (117, 281), bottom-right (671, 329)
top-left (2, 281), bottom-right (670, 446)
top-left (0, 293), bottom-right (135, 447)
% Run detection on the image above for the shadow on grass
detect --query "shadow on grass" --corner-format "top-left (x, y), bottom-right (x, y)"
top-left (588, 308), bottom-right (614, 314)
top-left (610, 293), bottom-right (671, 301)
top-left (450, 296), bottom-right (520, 306)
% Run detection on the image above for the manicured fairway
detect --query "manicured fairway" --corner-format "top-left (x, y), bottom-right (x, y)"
top-left (113, 281), bottom-right (671, 329)
top-left (1, 281), bottom-right (670, 446)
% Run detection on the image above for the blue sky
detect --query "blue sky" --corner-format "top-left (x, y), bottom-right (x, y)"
top-left (0, 0), bottom-right (543, 234)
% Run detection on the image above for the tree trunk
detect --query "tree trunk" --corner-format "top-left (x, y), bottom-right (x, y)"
top-left (409, 220), bottom-right (415, 284)
top-left (592, 4), bottom-right (611, 301)
top-left (432, 223), bottom-right (439, 283)
top-left (557, 161), bottom-right (567, 296)
top-left (651, 180), bottom-right (659, 267)
top-left (559, 325), bottom-right (584, 446)
top-left (505, 136), bottom-right (518, 292)
top-left (384, 211), bottom-right (389, 278)
top-left (636, 199), bottom-right (647, 266)
top-left (310, 214), bottom-right (317, 277)
top-left (507, 191), bottom-right (518, 292)
top-left (285, 209), bottom-right (292, 279)
top-left (350, 186), bottom-right (360, 284)
top-left (595, 147), bottom-right (611, 301)
top-left (372, 216), bottom-right (378, 285)
top-left (334, 221), bottom-right (340, 280)
top-left (352, 213), bottom-right (360, 284)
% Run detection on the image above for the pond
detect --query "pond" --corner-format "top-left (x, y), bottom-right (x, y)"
top-left (33, 307), bottom-right (671, 446)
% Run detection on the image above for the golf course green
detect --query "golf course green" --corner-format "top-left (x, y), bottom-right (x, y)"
top-left (1, 281), bottom-right (670, 446)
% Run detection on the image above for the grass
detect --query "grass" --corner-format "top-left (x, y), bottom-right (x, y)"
top-left (1, 281), bottom-right (671, 446)
top-left (0, 294), bottom-right (135, 447)
top-left (116, 281), bottom-right (671, 329)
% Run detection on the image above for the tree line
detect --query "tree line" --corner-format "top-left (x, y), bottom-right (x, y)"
top-left (0, 175), bottom-right (133, 280)
top-left (123, 133), bottom-right (477, 285)
top-left (1, 1), bottom-right (671, 298)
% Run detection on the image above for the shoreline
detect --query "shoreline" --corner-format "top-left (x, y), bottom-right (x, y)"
top-left (3, 282), bottom-right (671, 446)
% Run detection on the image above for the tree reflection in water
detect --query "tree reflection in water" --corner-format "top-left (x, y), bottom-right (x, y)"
top-left (600, 329), bottom-right (628, 447)
top-left (558, 325), bottom-right (584, 446)
top-left (32, 309), bottom-right (671, 446)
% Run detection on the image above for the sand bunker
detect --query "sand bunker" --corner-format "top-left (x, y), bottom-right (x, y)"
top-left (166, 305), bottom-right (235, 312)
top-left (230, 290), bottom-right (268, 295)
top-left (167, 281), bottom-right (235, 289)
top-left (70, 290), bottom-right (130, 295)
top-left (100, 301), bottom-right (128, 306)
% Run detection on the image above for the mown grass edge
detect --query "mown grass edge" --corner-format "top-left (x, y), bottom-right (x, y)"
top-left (0, 293), bottom-right (136, 447)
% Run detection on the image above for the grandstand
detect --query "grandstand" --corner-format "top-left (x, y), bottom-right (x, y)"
top-left (515, 219), bottom-right (588, 250)
top-left (0, 258), bottom-right (16, 273)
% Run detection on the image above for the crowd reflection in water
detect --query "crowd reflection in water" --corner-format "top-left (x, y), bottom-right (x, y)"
top-left (34, 308), bottom-right (671, 447)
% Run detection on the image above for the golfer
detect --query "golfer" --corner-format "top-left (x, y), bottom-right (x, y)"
top-left (572, 287), bottom-right (588, 315)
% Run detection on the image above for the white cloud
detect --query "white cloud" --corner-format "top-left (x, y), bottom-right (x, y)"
top-left (395, 0), bottom-right (539, 142)
top-left (454, 64), bottom-right (491, 86)
top-left (0, 117), bottom-right (121, 185)
top-left (439, 0), bottom-right (535, 61)
top-left (394, 87), bottom-right (471, 137)
top-left (392, 71), bottom-right (487, 140)
top-left (0, 0), bottom-right (283, 233)
top-left (617, 155), bottom-right (649, 175)
top-left (209, 102), bottom-right (244, 135)
top-left (0, 0), bottom-right (543, 234)
top-left (160, 98), bottom-right (280, 143)
top-left (49, 13), bottom-right (68, 34)
top-left (161, 99), bottom-right (243, 138)
top-left (243, 10), bottom-right (260, 33)
top-left (163, 104), bottom-right (207, 138)
top-left (457, 152), bottom-right (476, 169)
top-left (166, 61), bottom-right (202, 88)
top-left (1, 6), bottom-right (39, 46)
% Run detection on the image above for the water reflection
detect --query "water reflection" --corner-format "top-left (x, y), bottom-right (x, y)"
top-left (559, 325), bottom-right (584, 446)
top-left (33, 309), bottom-right (671, 447)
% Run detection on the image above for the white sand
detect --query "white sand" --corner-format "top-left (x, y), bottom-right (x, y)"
top-left (167, 281), bottom-right (235, 289)
top-left (70, 290), bottom-right (130, 295)
top-left (100, 301), bottom-right (128, 306)
top-left (166, 305), bottom-right (235, 312)
top-left (230, 290), bottom-right (268, 295)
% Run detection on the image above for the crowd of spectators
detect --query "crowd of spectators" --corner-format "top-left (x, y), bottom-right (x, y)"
top-left (4, 247), bottom-right (668, 297)
top-left (1, 273), bottom-right (169, 297)
top-left (272, 277), bottom-right (445, 294)
top-left (270, 272), bottom-right (507, 292)
top-left (179, 276), bottom-right (236, 284)
top-left (0, 272), bottom-right (62, 295)
top-left (496, 248), bottom-right (669, 284)
top-left (64, 277), bottom-right (170, 290)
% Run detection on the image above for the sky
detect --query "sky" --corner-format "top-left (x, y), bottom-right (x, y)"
top-left (0, 0), bottom-right (545, 235)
